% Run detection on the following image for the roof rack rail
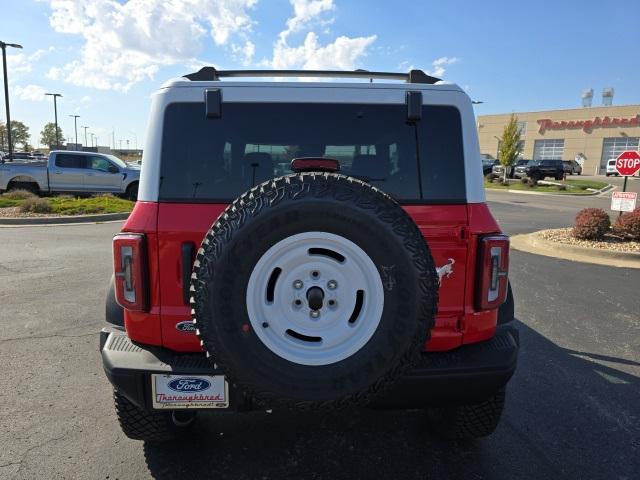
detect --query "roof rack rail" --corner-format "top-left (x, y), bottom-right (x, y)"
top-left (182, 67), bottom-right (441, 84)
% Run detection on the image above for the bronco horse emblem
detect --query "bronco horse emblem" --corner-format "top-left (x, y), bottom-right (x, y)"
top-left (436, 258), bottom-right (455, 286)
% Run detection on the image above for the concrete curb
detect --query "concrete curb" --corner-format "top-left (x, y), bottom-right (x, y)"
top-left (511, 231), bottom-right (640, 269)
top-left (504, 189), bottom-right (596, 197)
top-left (487, 182), bottom-right (612, 197)
top-left (0, 212), bottom-right (130, 226)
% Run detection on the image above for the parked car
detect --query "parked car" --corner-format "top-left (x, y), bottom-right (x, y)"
top-left (515, 159), bottom-right (564, 181)
top-left (8, 152), bottom-right (36, 161)
top-left (563, 160), bottom-right (582, 175)
top-left (0, 150), bottom-right (140, 199)
top-left (101, 67), bottom-right (518, 443)
top-left (493, 159), bottom-right (530, 179)
top-left (482, 158), bottom-right (500, 175)
top-left (606, 159), bottom-right (619, 176)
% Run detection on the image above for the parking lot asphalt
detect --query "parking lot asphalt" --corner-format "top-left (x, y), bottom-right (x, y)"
top-left (0, 188), bottom-right (638, 479)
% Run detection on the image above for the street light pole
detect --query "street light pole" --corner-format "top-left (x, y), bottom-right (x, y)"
top-left (1, 41), bottom-right (23, 161)
top-left (68, 115), bottom-right (80, 150)
top-left (81, 125), bottom-right (88, 148)
top-left (45, 93), bottom-right (62, 149)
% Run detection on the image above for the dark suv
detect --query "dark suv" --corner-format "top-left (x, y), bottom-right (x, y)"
top-left (515, 159), bottom-right (564, 181)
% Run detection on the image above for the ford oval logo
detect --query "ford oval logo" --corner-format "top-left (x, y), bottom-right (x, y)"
top-left (176, 321), bottom-right (196, 333)
top-left (167, 378), bottom-right (211, 392)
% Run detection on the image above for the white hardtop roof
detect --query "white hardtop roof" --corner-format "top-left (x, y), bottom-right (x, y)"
top-left (160, 78), bottom-right (464, 94)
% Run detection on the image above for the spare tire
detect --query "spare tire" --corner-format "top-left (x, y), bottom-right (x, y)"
top-left (191, 173), bottom-right (438, 409)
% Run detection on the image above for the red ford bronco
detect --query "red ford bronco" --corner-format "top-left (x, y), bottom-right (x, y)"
top-left (101, 67), bottom-right (518, 442)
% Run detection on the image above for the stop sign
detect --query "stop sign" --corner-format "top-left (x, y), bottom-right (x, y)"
top-left (615, 150), bottom-right (640, 176)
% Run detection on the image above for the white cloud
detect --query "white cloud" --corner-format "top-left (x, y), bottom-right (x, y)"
top-left (46, 67), bottom-right (62, 80)
top-left (266, 0), bottom-right (376, 71)
top-left (46, 0), bottom-right (258, 91)
top-left (12, 84), bottom-right (47, 102)
top-left (430, 56), bottom-right (458, 77)
top-left (7, 48), bottom-right (54, 77)
top-left (282, 0), bottom-right (335, 40)
top-left (231, 40), bottom-right (256, 66)
top-left (271, 31), bottom-right (376, 70)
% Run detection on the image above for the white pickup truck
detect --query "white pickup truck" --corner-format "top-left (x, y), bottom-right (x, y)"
top-left (0, 150), bottom-right (141, 199)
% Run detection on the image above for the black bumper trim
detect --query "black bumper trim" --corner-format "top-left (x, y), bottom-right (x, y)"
top-left (101, 325), bottom-right (519, 410)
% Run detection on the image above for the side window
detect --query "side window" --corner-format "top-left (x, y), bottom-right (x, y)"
top-left (89, 156), bottom-right (111, 172)
top-left (418, 106), bottom-right (466, 202)
top-left (55, 154), bottom-right (85, 169)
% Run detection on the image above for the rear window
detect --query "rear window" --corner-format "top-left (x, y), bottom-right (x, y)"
top-left (159, 102), bottom-right (465, 203)
top-left (55, 154), bottom-right (85, 169)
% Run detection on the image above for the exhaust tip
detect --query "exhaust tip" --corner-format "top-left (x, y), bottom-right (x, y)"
top-left (171, 410), bottom-right (197, 427)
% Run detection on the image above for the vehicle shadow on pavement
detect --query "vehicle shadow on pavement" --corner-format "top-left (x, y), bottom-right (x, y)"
top-left (143, 320), bottom-right (639, 480)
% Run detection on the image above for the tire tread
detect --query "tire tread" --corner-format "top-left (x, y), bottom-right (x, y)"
top-left (191, 173), bottom-right (438, 410)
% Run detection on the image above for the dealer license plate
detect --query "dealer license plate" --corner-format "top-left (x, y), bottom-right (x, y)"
top-left (151, 374), bottom-right (229, 409)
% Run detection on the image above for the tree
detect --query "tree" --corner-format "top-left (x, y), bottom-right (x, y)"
top-left (40, 122), bottom-right (65, 149)
top-left (498, 114), bottom-right (523, 183)
top-left (0, 122), bottom-right (6, 151)
top-left (0, 120), bottom-right (31, 153)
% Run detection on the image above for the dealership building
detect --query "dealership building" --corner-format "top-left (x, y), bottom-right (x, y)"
top-left (477, 102), bottom-right (640, 175)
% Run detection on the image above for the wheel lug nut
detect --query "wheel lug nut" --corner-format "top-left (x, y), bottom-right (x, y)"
top-left (293, 280), bottom-right (304, 289)
top-left (310, 310), bottom-right (320, 318)
top-left (327, 280), bottom-right (338, 290)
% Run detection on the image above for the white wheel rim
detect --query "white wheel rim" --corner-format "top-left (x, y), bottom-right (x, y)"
top-left (246, 232), bottom-right (384, 366)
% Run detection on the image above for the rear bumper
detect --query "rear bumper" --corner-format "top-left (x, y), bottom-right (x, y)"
top-left (100, 324), bottom-right (519, 411)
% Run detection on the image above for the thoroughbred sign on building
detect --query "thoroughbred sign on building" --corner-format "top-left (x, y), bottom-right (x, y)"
top-left (477, 104), bottom-right (640, 175)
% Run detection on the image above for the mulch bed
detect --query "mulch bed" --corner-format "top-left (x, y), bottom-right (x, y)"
top-left (538, 228), bottom-right (640, 253)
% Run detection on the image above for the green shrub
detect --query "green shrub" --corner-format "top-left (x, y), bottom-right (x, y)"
top-left (520, 177), bottom-right (528, 184)
top-left (485, 173), bottom-right (495, 182)
top-left (612, 208), bottom-right (640, 240)
top-left (19, 197), bottom-right (52, 214)
top-left (2, 189), bottom-right (37, 200)
top-left (572, 208), bottom-right (610, 240)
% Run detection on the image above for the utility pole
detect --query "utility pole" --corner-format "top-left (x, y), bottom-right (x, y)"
top-left (69, 115), bottom-right (80, 150)
top-left (45, 93), bottom-right (62, 149)
top-left (1, 41), bottom-right (23, 161)
top-left (112, 128), bottom-right (115, 150)
top-left (81, 125), bottom-right (88, 148)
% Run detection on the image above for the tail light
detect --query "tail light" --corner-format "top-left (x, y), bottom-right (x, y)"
top-left (475, 234), bottom-right (509, 310)
top-left (113, 233), bottom-right (149, 311)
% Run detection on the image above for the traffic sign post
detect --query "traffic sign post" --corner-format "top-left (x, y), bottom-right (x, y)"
top-left (613, 150), bottom-right (640, 218)
top-left (615, 150), bottom-right (640, 177)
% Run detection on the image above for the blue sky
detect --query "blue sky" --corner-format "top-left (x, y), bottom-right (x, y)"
top-left (2, 0), bottom-right (639, 150)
